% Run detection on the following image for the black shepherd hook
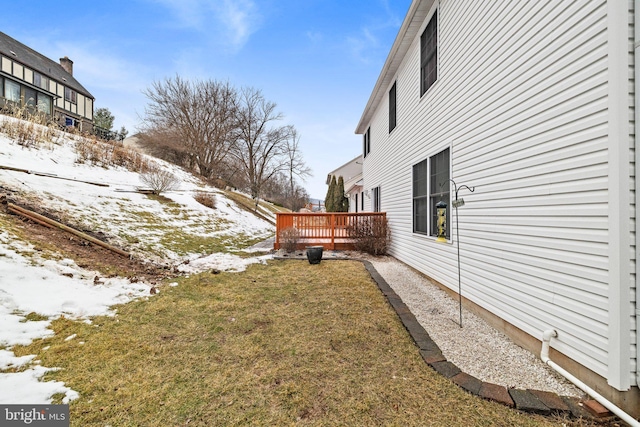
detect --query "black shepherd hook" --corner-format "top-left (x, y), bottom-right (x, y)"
top-left (439, 178), bottom-right (475, 328)
top-left (440, 179), bottom-right (475, 201)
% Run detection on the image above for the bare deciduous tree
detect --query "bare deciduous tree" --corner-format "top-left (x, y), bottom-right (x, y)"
top-left (140, 76), bottom-right (238, 179)
top-left (233, 87), bottom-right (302, 209)
top-left (285, 128), bottom-right (312, 199)
top-left (139, 77), bottom-right (312, 210)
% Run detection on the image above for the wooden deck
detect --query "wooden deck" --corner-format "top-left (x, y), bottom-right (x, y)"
top-left (274, 212), bottom-right (387, 250)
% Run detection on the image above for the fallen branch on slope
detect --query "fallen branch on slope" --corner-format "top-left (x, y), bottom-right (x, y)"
top-left (7, 203), bottom-right (130, 258)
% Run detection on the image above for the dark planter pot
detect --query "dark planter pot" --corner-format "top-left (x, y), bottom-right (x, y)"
top-left (306, 246), bottom-right (324, 264)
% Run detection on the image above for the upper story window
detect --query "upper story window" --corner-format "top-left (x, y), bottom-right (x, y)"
top-left (363, 127), bottom-right (371, 157)
top-left (34, 72), bottom-right (49, 91)
top-left (389, 81), bottom-right (397, 133)
top-left (64, 87), bottom-right (77, 104)
top-left (420, 11), bottom-right (438, 96)
top-left (413, 147), bottom-right (450, 237)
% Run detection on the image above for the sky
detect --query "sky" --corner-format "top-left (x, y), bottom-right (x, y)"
top-left (0, 119), bottom-right (274, 403)
top-left (0, 0), bottom-right (411, 199)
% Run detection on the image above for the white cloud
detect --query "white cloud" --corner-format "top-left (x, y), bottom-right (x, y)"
top-left (306, 31), bottom-right (324, 44)
top-left (347, 29), bottom-right (379, 65)
top-left (345, 1), bottom-right (404, 64)
top-left (148, 0), bottom-right (208, 29)
top-left (214, 0), bottom-right (261, 50)
top-left (149, 0), bottom-right (262, 52)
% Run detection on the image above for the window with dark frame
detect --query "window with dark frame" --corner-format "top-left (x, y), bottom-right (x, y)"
top-left (24, 87), bottom-right (36, 107)
top-left (413, 147), bottom-right (450, 237)
top-left (34, 72), bottom-right (48, 91)
top-left (413, 159), bottom-right (429, 234)
top-left (36, 93), bottom-right (51, 114)
top-left (64, 87), bottom-right (77, 104)
top-left (372, 186), bottom-right (381, 212)
top-left (389, 81), bottom-right (397, 132)
top-left (429, 148), bottom-right (450, 238)
top-left (361, 191), bottom-right (364, 211)
top-left (420, 11), bottom-right (438, 96)
top-left (363, 127), bottom-right (371, 157)
top-left (5, 79), bottom-right (20, 102)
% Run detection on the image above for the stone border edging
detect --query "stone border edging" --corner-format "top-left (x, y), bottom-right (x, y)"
top-left (360, 260), bottom-right (600, 421)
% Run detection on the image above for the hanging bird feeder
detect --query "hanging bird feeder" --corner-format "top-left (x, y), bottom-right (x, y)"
top-left (435, 200), bottom-right (447, 242)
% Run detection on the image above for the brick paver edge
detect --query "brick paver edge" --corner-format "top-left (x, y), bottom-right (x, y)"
top-left (360, 260), bottom-right (601, 421)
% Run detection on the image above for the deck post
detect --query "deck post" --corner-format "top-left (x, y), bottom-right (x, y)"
top-left (330, 214), bottom-right (335, 250)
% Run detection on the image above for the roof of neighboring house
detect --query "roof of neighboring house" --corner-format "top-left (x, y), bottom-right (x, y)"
top-left (355, 0), bottom-right (435, 134)
top-left (326, 155), bottom-right (363, 185)
top-left (0, 32), bottom-right (94, 99)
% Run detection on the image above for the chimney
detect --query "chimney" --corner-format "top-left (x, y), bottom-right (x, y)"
top-left (59, 56), bottom-right (73, 76)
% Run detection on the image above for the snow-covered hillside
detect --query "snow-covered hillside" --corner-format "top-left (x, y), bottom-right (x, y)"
top-left (0, 117), bottom-right (275, 403)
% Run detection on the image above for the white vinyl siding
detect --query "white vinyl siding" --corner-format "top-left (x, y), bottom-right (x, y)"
top-left (361, 0), bottom-right (635, 387)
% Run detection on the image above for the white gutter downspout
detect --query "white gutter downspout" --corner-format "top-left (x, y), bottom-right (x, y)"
top-left (541, 330), bottom-right (640, 427)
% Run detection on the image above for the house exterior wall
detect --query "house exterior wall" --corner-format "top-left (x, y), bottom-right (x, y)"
top-left (358, 0), bottom-right (637, 409)
top-left (0, 52), bottom-right (94, 131)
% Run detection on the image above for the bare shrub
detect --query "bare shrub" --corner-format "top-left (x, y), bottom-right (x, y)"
top-left (74, 136), bottom-right (151, 173)
top-left (279, 227), bottom-right (300, 252)
top-left (194, 191), bottom-right (216, 209)
top-left (74, 138), bottom-right (103, 165)
top-left (140, 164), bottom-right (180, 194)
top-left (347, 215), bottom-right (390, 256)
top-left (0, 105), bottom-right (59, 148)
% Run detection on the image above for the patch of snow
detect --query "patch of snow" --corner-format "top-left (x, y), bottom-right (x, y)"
top-left (178, 252), bottom-right (272, 273)
top-left (0, 122), bottom-right (276, 403)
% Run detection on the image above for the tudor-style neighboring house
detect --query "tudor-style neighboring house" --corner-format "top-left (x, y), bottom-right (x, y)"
top-left (326, 155), bottom-right (364, 212)
top-left (0, 32), bottom-right (94, 132)
top-left (355, 0), bottom-right (639, 417)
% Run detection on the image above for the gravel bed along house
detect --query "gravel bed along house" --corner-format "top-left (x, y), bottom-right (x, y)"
top-left (365, 255), bottom-right (584, 398)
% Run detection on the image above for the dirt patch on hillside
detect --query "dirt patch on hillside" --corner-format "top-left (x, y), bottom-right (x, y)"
top-left (1, 198), bottom-right (175, 285)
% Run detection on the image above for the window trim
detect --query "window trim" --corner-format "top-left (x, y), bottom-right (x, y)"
top-left (420, 10), bottom-right (438, 97)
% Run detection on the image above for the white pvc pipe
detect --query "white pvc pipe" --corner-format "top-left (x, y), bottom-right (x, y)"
top-left (541, 330), bottom-right (640, 427)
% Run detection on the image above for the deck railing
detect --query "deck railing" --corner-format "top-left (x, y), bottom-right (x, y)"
top-left (274, 212), bottom-right (387, 250)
